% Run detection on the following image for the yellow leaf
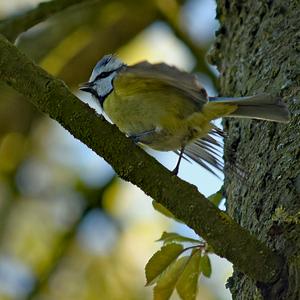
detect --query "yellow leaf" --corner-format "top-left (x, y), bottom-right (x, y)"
top-left (176, 250), bottom-right (202, 300)
top-left (154, 256), bottom-right (189, 300)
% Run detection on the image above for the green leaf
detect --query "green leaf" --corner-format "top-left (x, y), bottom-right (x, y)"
top-left (153, 256), bottom-right (189, 300)
top-left (152, 201), bottom-right (184, 223)
top-left (157, 231), bottom-right (202, 245)
top-left (207, 188), bottom-right (224, 207)
top-left (200, 254), bottom-right (212, 278)
top-left (152, 200), bottom-right (176, 219)
top-left (145, 243), bottom-right (183, 286)
top-left (176, 250), bottom-right (202, 300)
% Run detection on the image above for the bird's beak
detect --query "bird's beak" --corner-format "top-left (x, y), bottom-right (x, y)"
top-left (79, 82), bottom-right (94, 93)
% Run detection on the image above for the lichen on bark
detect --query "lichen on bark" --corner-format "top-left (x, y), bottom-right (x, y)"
top-left (211, 0), bottom-right (300, 299)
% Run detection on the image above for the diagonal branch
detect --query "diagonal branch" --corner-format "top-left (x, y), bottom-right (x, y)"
top-left (0, 0), bottom-right (100, 42)
top-left (0, 34), bottom-right (283, 284)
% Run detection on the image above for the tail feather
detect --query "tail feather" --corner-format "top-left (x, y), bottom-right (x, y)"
top-left (208, 93), bottom-right (290, 123)
top-left (178, 128), bottom-right (224, 177)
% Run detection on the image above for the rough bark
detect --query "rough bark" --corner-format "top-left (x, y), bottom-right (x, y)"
top-left (210, 0), bottom-right (300, 299)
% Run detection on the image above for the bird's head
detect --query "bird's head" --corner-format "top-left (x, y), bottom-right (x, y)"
top-left (80, 54), bottom-right (125, 105)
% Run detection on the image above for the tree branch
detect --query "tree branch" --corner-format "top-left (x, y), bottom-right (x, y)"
top-left (0, 34), bottom-right (284, 283)
top-left (0, 0), bottom-right (100, 42)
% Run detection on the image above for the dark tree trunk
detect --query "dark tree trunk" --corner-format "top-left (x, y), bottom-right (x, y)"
top-left (210, 0), bottom-right (300, 299)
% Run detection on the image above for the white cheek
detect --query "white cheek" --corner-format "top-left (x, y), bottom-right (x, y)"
top-left (97, 79), bottom-right (111, 95)
top-left (96, 73), bottom-right (116, 97)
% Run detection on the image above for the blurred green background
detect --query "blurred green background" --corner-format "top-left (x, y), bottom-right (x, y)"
top-left (0, 1), bottom-right (232, 299)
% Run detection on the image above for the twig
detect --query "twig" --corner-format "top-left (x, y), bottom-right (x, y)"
top-left (0, 0), bottom-right (100, 42)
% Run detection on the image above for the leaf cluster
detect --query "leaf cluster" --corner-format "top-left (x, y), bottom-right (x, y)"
top-left (145, 232), bottom-right (212, 300)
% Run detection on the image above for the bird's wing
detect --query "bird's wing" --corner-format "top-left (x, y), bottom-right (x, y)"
top-left (115, 61), bottom-right (208, 106)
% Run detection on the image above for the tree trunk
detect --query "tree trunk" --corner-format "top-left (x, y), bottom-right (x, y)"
top-left (210, 0), bottom-right (300, 299)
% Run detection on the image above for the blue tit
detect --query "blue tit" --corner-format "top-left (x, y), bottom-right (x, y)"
top-left (80, 54), bottom-right (290, 175)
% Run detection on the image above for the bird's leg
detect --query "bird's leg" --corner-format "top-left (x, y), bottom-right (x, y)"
top-left (172, 146), bottom-right (185, 175)
top-left (128, 129), bottom-right (156, 144)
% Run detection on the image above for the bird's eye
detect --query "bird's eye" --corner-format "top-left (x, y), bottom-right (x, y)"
top-left (96, 71), bottom-right (113, 80)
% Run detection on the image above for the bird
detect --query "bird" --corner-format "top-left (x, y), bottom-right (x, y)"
top-left (80, 54), bottom-right (290, 175)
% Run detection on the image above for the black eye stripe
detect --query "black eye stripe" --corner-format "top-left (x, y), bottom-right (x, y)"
top-left (95, 70), bottom-right (114, 80)
top-left (94, 65), bottom-right (124, 81)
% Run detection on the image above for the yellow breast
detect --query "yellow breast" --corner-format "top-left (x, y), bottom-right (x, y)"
top-left (103, 75), bottom-right (238, 151)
